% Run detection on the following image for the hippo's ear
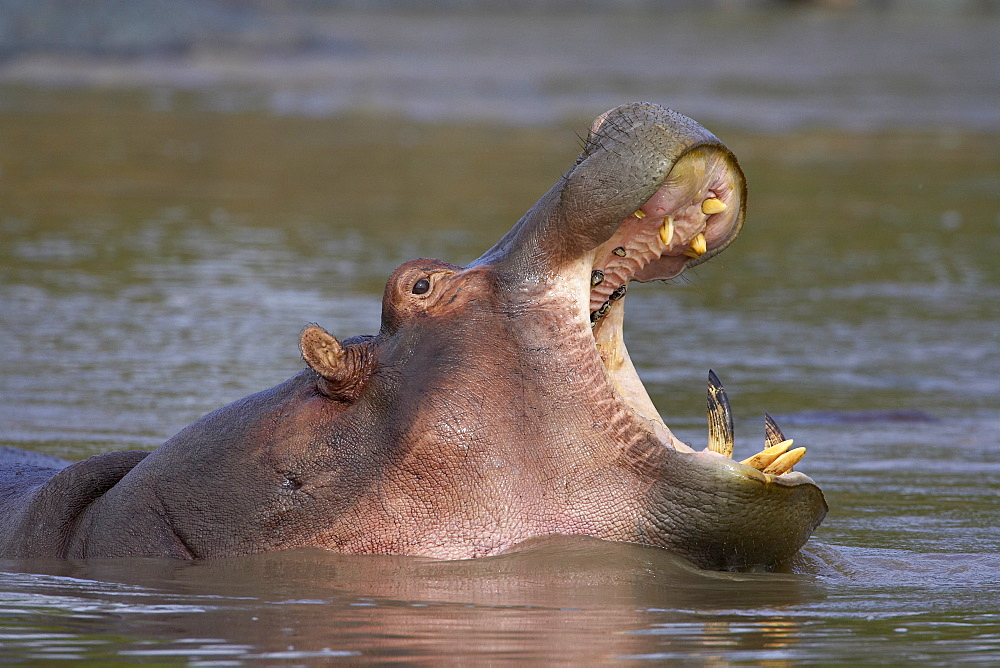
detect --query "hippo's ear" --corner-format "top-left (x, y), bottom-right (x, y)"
top-left (300, 324), bottom-right (372, 402)
top-left (301, 325), bottom-right (346, 376)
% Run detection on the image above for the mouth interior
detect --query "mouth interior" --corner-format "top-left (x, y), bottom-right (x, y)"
top-left (586, 148), bottom-right (744, 454)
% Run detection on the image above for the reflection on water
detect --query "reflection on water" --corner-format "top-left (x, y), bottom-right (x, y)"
top-left (0, 538), bottom-right (998, 663)
top-left (1, 538), bottom-right (823, 662)
top-left (1, 3), bottom-right (999, 663)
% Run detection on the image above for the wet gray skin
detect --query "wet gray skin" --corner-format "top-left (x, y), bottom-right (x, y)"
top-left (0, 103), bottom-right (826, 571)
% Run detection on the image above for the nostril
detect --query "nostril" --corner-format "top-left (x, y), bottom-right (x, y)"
top-left (412, 278), bottom-right (430, 295)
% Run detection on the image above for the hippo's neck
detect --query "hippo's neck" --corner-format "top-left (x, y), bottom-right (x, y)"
top-left (327, 285), bottom-right (666, 558)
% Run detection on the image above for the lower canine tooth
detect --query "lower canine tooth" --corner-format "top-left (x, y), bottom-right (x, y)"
top-left (702, 198), bottom-right (728, 215)
top-left (658, 216), bottom-right (675, 245)
top-left (633, 209), bottom-right (647, 218)
top-left (683, 232), bottom-right (707, 258)
top-left (706, 370), bottom-right (734, 459)
top-left (764, 412), bottom-right (787, 448)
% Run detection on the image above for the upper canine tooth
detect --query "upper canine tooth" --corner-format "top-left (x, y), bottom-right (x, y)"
top-left (691, 232), bottom-right (707, 255)
top-left (658, 216), bottom-right (675, 246)
top-left (683, 232), bottom-right (707, 258)
top-left (706, 370), bottom-right (734, 459)
top-left (633, 209), bottom-right (647, 218)
top-left (612, 247), bottom-right (627, 257)
top-left (702, 198), bottom-right (727, 215)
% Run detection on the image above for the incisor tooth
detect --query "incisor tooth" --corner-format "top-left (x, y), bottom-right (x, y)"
top-left (702, 198), bottom-right (728, 215)
top-left (740, 439), bottom-right (794, 470)
top-left (658, 216), bottom-right (675, 245)
top-left (683, 232), bottom-right (707, 258)
top-left (762, 447), bottom-right (806, 475)
top-left (633, 209), bottom-right (647, 218)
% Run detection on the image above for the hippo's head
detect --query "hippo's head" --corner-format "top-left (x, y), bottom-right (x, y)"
top-left (54, 103), bottom-right (824, 570)
top-left (290, 102), bottom-right (827, 570)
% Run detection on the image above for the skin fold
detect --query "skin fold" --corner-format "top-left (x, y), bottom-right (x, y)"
top-left (0, 103), bottom-right (826, 571)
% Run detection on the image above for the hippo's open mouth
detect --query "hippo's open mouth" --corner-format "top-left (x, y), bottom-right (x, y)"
top-left (580, 137), bottom-right (812, 485)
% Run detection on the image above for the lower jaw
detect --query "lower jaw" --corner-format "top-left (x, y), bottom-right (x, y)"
top-left (589, 292), bottom-right (809, 482)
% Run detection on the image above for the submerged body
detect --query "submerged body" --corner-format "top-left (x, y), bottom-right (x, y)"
top-left (0, 103), bottom-right (826, 570)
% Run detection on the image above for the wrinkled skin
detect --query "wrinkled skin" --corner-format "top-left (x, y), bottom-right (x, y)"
top-left (0, 103), bottom-right (826, 570)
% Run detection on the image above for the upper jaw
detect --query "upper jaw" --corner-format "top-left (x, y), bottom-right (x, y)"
top-left (587, 145), bottom-right (746, 325)
top-left (469, 103), bottom-right (745, 284)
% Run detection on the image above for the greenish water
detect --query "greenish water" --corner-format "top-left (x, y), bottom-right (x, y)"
top-left (1, 3), bottom-right (999, 664)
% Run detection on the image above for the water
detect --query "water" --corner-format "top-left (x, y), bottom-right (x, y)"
top-left (1, 3), bottom-right (999, 664)
top-left (0, 539), bottom-right (994, 664)
top-left (3, 1), bottom-right (999, 132)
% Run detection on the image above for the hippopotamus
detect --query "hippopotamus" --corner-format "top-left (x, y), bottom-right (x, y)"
top-left (0, 103), bottom-right (826, 571)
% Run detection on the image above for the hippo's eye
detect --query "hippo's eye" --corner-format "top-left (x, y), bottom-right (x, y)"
top-left (412, 278), bottom-right (431, 295)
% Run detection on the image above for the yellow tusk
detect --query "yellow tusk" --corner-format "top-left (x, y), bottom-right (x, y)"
top-left (691, 232), bottom-right (707, 255)
top-left (633, 209), bottom-right (647, 218)
top-left (702, 198), bottom-right (728, 215)
top-left (658, 216), bottom-right (675, 246)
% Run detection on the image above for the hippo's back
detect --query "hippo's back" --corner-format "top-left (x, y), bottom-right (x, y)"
top-left (0, 449), bottom-right (150, 558)
top-left (0, 447), bottom-right (73, 524)
top-left (0, 445), bottom-right (73, 469)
